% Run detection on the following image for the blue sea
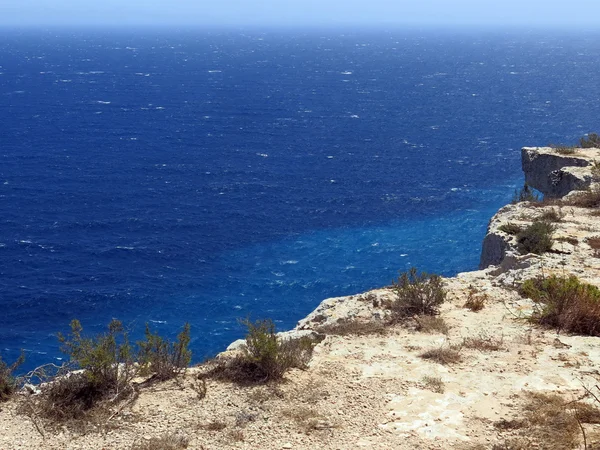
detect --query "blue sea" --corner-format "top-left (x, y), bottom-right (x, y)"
top-left (1, 28), bottom-right (600, 371)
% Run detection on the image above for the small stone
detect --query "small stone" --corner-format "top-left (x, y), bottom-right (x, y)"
top-left (282, 443), bottom-right (293, 449)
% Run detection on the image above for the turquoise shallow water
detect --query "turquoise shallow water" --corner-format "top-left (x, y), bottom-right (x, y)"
top-left (1, 29), bottom-right (599, 370)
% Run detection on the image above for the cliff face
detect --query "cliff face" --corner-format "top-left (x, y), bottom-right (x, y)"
top-left (521, 146), bottom-right (592, 197)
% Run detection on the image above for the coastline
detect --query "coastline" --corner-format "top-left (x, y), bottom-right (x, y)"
top-left (2, 145), bottom-right (600, 449)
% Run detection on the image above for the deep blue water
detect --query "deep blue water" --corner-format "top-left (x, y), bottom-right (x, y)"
top-left (1, 29), bottom-right (600, 371)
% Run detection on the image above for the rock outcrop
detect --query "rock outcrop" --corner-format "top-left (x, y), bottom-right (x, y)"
top-left (521, 146), bottom-right (594, 197)
top-left (479, 146), bottom-right (600, 269)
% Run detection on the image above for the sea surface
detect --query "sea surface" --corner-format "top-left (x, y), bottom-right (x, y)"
top-left (1, 28), bottom-right (600, 371)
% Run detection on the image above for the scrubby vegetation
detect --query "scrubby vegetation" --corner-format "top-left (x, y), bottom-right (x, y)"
top-left (421, 376), bottom-right (445, 394)
top-left (315, 319), bottom-right (386, 336)
top-left (130, 431), bottom-right (190, 450)
top-left (498, 222), bottom-right (523, 235)
top-left (564, 187), bottom-right (600, 208)
top-left (414, 316), bottom-right (449, 334)
top-left (464, 286), bottom-right (487, 312)
top-left (580, 133), bottom-right (600, 148)
top-left (538, 208), bottom-right (564, 222)
top-left (516, 220), bottom-right (556, 255)
top-left (512, 183), bottom-right (540, 204)
top-left (19, 319), bottom-right (192, 426)
top-left (463, 334), bottom-right (504, 351)
top-left (0, 352), bottom-right (24, 402)
top-left (385, 267), bottom-right (446, 322)
top-left (492, 391), bottom-right (600, 450)
top-left (550, 144), bottom-right (579, 155)
top-left (31, 319), bottom-right (139, 422)
top-left (420, 345), bottom-right (462, 365)
top-left (138, 323), bottom-right (192, 381)
top-left (520, 275), bottom-right (600, 336)
top-left (205, 319), bottom-right (316, 384)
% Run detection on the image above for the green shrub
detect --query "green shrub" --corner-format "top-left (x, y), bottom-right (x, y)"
top-left (498, 222), bottom-right (523, 235)
top-left (512, 184), bottom-right (540, 204)
top-left (386, 268), bottom-right (446, 321)
top-left (0, 352), bottom-right (24, 402)
top-left (206, 319), bottom-right (316, 384)
top-left (138, 323), bottom-right (191, 381)
top-left (580, 133), bottom-right (600, 148)
top-left (35, 319), bottom-right (139, 420)
top-left (58, 319), bottom-right (137, 389)
top-left (520, 275), bottom-right (600, 335)
top-left (516, 221), bottom-right (556, 254)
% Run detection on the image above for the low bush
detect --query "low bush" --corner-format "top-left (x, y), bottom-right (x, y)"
top-left (516, 221), bottom-right (555, 255)
top-left (385, 267), bottom-right (446, 322)
top-left (206, 319), bottom-right (316, 384)
top-left (580, 133), bottom-right (600, 148)
top-left (512, 184), bottom-right (540, 204)
top-left (0, 352), bottom-right (24, 402)
top-left (498, 222), bottom-right (523, 235)
top-left (138, 323), bottom-right (192, 381)
top-left (32, 319), bottom-right (139, 422)
top-left (26, 319), bottom-right (192, 425)
top-left (520, 275), bottom-right (600, 336)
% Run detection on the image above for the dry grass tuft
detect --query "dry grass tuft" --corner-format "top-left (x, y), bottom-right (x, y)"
top-left (201, 421), bottom-right (227, 432)
top-left (315, 319), bottom-right (386, 336)
top-left (537, 208), bottom-right (564, 222)
top-left (563, 188), bottom-right (600, 208)
top-left (282, 406), bottom-right (325, 434)
top-left (130, 431), bottom-right (190, 450)
top-left (414, 316), bottom-right (449, 334)
top-left (556, 236), bottom-right (579, 246)
top-left (463, 334), bottom-right (504, 352)
top-left (464, 287), bottom-right (486, 312)
top-left (493, 391), bottom-right (600, 450)
top-left (421, 376), bottom-right (445, 394)
top-left (419, 345), bottom-right (462, 365)
top-left (586, 236), bottom-right (600, 250)
top-left (498, 222), bottom-right (523, 235)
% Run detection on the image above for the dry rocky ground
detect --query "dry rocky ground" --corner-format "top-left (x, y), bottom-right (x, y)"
top-left (2, 146), bottom-right (600, 449)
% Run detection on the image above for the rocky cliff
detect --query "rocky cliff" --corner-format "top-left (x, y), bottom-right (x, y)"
top-left (3, 146), bottom-right (600, 450)
top-left (479, 146), bottom-right (600, 270)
